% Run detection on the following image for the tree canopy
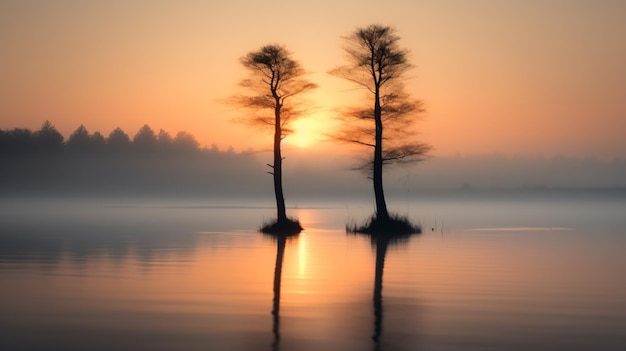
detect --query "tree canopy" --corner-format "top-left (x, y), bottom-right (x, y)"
top-left (233, 45), bottom-right (317, 134)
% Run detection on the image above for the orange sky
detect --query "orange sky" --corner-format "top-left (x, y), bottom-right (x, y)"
top-left (1, 0), bottom-right (625, 158)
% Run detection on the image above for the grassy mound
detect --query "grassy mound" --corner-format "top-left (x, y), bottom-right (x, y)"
top-left (260, 217), bottom-right (303, 235)
top-left (346, 213), bottom-right (421, 236)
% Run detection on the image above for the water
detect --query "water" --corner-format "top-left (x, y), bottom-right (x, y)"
top-left (1, 194), bottom-right (625, 350)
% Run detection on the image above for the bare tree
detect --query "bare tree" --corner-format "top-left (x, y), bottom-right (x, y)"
top-left (330, 25), bottom-right (431, 223)
top-left (231, 44), bottom-right (317, 230)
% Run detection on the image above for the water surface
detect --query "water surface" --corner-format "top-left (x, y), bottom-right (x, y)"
top-left (1, 195), bottom-right (625, 350)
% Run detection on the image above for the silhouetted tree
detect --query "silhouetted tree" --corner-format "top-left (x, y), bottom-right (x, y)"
top-left (231, 44), bottom-right (317, 230)
top-left (67, 125), bottom-right (109, 155)
top-left (34, 120), bottom-right (64, 154)
top-left (132, 124), bottom-right (157, 152)
top-left (2, 128), bottom-right (34, 156)
top-left (67, 125), bottom-right (91, 151)
top-left (106, 127), bottom-right (131, 152)
top-left (172, 131), bottom-right (199, 153)
top-left (157, 129), bottom-right (173, 151)
top-left (331, 25), bottom-right (431, 224)
top-left (0, 130), bottom-right (6, 155)
top-left (90, 131), bottom-right (106, 153)
top-left (0, 130), bottom-right (11, 157)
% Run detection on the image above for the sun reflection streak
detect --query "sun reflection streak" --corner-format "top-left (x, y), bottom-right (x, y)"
top-left (298, 232), bottom-right (308, 277)
top-left (294, 209), bottom-right (314, 278)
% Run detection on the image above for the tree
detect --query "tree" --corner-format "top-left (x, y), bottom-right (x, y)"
top-left (90, 131), bottom-right (106, 153)
top-left (67, 125), bottom-right (106, 154)
top-left (330, 24), bottom-right (431, 227)
top-left (0, 128), bottom-right (34, 156)
top-left (34, 120), bottom-right (64, 154)
top-left (133, 124), bottom-right (157, 152)
top-left (0, 130), bottom-right (6, 156)
top-left (106, 127), bottom-right (131, 152)
top-left (172, 131), bottom-right (199, 153)
top-left (231, 44), bottom-right (317, 232)
top-left (157, 129), bottom-right (173, 151)
top-left (67, 125), bottom-right (91, 152)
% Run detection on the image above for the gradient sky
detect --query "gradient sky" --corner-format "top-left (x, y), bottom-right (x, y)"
top-left (1, 0), bottom-right (625, 158)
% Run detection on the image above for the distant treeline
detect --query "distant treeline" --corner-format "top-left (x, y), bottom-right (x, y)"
top-left (1, 121), bottom-right (212, 156)
top-left (3, 122), bottom-right (625, 198)
top-left (0, 121), bottom-right (267, 197)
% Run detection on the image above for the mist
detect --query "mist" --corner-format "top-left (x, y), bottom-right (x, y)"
top-left (3, 144), bottom-right (625, 200)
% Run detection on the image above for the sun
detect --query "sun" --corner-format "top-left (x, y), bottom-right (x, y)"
top-left (285, 115), bottom-right (329, 148)
top-left (288, 134), bottom-right (314, 148)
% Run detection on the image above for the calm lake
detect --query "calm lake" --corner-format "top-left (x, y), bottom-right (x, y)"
top-left (1, 194), bottom-right (625, 351)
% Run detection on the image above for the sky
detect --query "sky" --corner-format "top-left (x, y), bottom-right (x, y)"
top-left (1, 0), bottom-right (625, 158)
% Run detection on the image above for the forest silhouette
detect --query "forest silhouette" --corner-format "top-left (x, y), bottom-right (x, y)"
top-left (2, 121), bottom-right (208, 157)
top-left (3, 120), bottom-right (624, 199)
top-left (0, 121), bottom-right (263, 197)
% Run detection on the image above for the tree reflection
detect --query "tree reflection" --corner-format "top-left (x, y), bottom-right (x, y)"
top-left (373, 237), bottom-right (388, 344)
top-left (365, 233), bottom-right (414, 349)
top-left (264, 233), bottom-right (298, 351)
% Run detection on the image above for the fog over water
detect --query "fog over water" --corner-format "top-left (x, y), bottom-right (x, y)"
top-left (2, 144), bottom-right (625, 198)
top-left (1, 194), bottom-right (625, 351)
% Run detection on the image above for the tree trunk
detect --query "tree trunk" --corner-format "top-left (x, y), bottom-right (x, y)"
top-left (373, 88), bottom-right (389, 221)
top-left (274, 103), bottom-right (287, 223)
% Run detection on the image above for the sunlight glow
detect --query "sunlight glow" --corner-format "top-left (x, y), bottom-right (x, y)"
top-left (1, 2), bottom-right (624, 157)
top-left (285, 114), bottom-right (330, 148)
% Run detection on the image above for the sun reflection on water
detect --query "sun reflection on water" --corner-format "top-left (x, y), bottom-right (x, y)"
top-left (297, 232), bottom-right (308, 277)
